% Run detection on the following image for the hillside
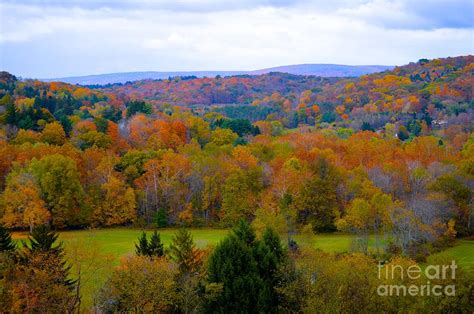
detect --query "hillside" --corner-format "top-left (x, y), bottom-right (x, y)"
top-left (43, 71), bottom-right (246, 85)
top-left (43, 64), bottom-right (393, 85)
top-left (98, 72), bottom-right (341, 106)
top-left (92, 56), bottom-right (473, 126)
top-left (1, 56), bottom-right (473, 313)
top-left (1, 56), bottom-right (472, 131)
top-left (251, 64), bottom-right (392, 76)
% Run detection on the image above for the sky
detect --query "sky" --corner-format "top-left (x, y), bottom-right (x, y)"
top-left (0, 0), bottom-right (473, 78)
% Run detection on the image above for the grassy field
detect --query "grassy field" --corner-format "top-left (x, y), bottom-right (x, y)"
top-left (295, 233), bottom-right (374, 252)
top-left (306, 234), bottom-right (474, 269)
top-left (12, 228), bottom-right (230, 310)
top-left (428, 239), bottom-right (474, 269)
top-left (13, 227), bottom-right (229, 256)
top-left (12, 228), bottom-right (474, 311)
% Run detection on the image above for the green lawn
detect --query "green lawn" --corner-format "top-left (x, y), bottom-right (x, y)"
top-left (303, 234), bottom-right (474, 270)
top-left (296, 233), bottom-right (354, 252)
top-left (59, 227), bottom-right (228, 257)
top-left (428, 239), bottom-right (474, 269)
top-left (13, 227), bottom-right (229, 256)
top-left (11, 229), bottom-right (473, 311)
top-left (295, 233), bottom-right (385, 252)
top-left (12, 227), bottom-right (230, 311)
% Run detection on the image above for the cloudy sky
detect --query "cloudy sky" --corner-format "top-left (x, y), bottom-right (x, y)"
top-left (1, 0), bottom-right (473, 78)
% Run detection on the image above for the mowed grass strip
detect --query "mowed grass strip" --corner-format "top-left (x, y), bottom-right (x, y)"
top-left (13, 227), bottom-right (230, 260)
top-left (12, 229), bottom-right (474, 270)
top-left (12, 229), bottom-right (473, 268)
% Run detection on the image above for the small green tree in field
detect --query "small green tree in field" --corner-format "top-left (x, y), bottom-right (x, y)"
top-left (149, 231), bottom-right (164, 257)
top-left (135, 231), bottom-right (164, 257)
top-left (135, 231), bottom-right (149, 256)
top-left (169, 229), bottom-right (202, 276)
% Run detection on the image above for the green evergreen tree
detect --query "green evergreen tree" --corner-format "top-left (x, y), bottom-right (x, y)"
top-left (135, 231), bottom-right (150, 256)
top-left (397, 125), bottom-right (410, 141)
top-left (59, 116), bottom-right (73, 136)
top-left (155, 208), bottom-right (168, 228)
top-left (169, 229), bottom-right (202, 275)
top-left (254, 228), bottom-right (286, 312)
top-left (126, 100), bottom-right (152, 118)
top-left (205, 221), bottom-right (263, 312)
top-left (26, 224), bottom-right (59, 253)
top-left (361, 122), bottom-right (374, 132)
top-left (4, 96), bottom-right (17, 125)
top-left (148, 231), bottom-right (164, 257)
top-left (408, 120), bottom-right (421, 136)
top-left (262, 227), bottom-right (285, 261)
top-left (234, 219), bottom-right (256, 245)
top-left (169, 229), bottom-right (202, 313)
top-left (204, 221), bottom-right (287, 313)
top-left (23, 225), bottom-right (75, 288)
top-left (0, 224), bottom-right (16, 253)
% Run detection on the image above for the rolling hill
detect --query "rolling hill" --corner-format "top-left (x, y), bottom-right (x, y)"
top-left (43, 64), bottom-right (393, 85)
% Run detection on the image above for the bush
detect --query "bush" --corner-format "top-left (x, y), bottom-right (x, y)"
top-left (97, 256), bottom-right (177, 312)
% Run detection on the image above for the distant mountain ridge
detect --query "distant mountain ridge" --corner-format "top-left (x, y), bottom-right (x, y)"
top-left (250, 64), bottom-right (393, 77)
top-left (43, 64), bottom-right (394, 85)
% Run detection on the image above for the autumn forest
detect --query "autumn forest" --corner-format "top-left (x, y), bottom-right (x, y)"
top-left (0, 55), bottom-right (473, 312)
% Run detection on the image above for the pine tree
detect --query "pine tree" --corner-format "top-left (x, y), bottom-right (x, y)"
top-left (254, 228), bottom-right (287, 312)
top-left (135, 231), bottom-right (149, 256)
top-left (148, 231), bottom-right (164, 257)
top-left (0, 224), bottom-right (16, 252)
top-left (4, 225), bottom-right (77, 311)
top-left (23, 225), bottom-right (75, 287)
top-left (233, 218), bottom-right (256, 245)
top-left (205, 221), bottom-right (262, 312)
top-left (26, 224), bottom-right (59, 253)
top-left (205, 222), bottom-right (287, 313)
top-left (262, 227), bottom-right (285, 262)
top-left (155, 208), bottom-right (168, 228)
top-left (397, 125), bottom-right (410, 141)
top-left (169, 229), bottom-right (202, 275)
top-left (3, 95), bottom-right (17, 125)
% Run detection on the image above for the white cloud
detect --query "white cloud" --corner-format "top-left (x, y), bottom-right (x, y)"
top-left (338, 0), bottom-right (474, 29)
top-left (0, 1), bottom-right (472, 77)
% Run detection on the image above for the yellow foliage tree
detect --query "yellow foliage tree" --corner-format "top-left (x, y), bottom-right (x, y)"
top-left (93, 177), bottom-right (136, 226)
top-left (2, 172), bottom-right (50, 232)
top-left (41, 121), bottom-right (66, 145)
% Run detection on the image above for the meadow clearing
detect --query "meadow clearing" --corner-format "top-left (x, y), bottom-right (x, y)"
top-left (12, 228), bottom-right (473, 310)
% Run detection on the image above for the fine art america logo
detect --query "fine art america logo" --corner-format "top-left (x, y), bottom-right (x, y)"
top-left (377, 260), bottom-right (457, 297)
